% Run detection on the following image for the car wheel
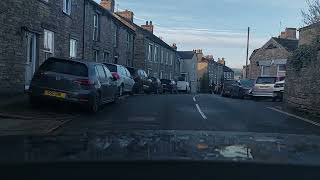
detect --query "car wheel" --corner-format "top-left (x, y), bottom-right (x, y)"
top-left (119, 84), bottom-right (124, 97)
top-left (89, 93), bottom-right (100, 113)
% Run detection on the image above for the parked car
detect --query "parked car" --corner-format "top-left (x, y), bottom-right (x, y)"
top-left (177, 77), bottom-right (191, 93)
top-left (146, 77), bottom-right (163, 94)
top-left (252, 76), bottom-right (278, 99)
top-left (28, 57), bottom-right (118, 113)
top-left (126, 67), bottom-right (150, 94)
top-left (161, 79), bottom-right (178, 94)
top-left (273, 80), bottom-right (285, 101)
top-left (104, 63), bottom-right (135, 96)
top-left (221, 80), bottom-right (237, 97)
top-left (230, 79), bottom-right (255, 99)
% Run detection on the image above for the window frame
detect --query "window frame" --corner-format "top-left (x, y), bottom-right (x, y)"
top-left (93, 49), bottom-right (99, 62)
top-left (93, 13), bottom-right (99, 41)
top-left (44, 29), bottom-right (54, 54)
top-left (148, 44), bottom-right (153, 62)
top-left (69, 38), bottom-right (77, 58)
top-left (63, 0), bottom-right (71, 15)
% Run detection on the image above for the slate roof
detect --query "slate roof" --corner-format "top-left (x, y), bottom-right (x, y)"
top-left (223, 66), bottom-right (234, 73)
top-left (272, 37), bottom-right (298, 52)
top-left (177, 51), bottom-right (196, 59)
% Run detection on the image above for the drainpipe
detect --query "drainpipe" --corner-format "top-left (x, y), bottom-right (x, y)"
top-left (82, 0), bottom-right (86, 59)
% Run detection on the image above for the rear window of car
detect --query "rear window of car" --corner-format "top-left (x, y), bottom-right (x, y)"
top-left (256, 77), bottom-right (277, 84)
top-left (40, 59), bottom-right (88, 77)
top-left (105, 64), bottom-right (117, 72)
top-left (240, 79), bottom-right (254, 87)
top-left (161, 79), bottom-right (171, 84)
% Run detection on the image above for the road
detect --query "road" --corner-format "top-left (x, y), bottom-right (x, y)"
top-left (56, 94), bottom-right (320, 135)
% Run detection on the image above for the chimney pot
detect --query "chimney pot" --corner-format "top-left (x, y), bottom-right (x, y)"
top-left (100, 0), bottom-right (115, 12)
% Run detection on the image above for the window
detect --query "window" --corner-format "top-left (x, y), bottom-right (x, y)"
top-left (126, 32), bottom-right (130, 51)
top-left (277, 64), bottom-right (286, 77)
top-left (63, 0), bottom-right (71, 15)
top-left (154, 72), bottom-right (158, 78)
top-left (103, 66), bottom-right (112, 78)
top-left (148, 44), bottom-right (153, 62)
top-left (103, 52), bottom-right (109, 62)
top-left (170, 54), bottom-right (173, 65)
top-left (160, 71), bottom-right (163, 79)
top-left (154, 46), bottom-right (158, 62)
top-left (44, 29), bottom-right (54, 54)
top-left (166, 52), bottom-right (169, 64)
top-left (93, 50), bottom-right (99, 62)
top-left (261, 66), bottom-right (271, 76)
top-left (113, 24), bottom-right (118, 47)
top-left (41, 59), bottom-right (88, 77)
top-left (147, 69), bottom-right (151, 76)
top-left (95, 65), bottom-right (106, 79)
top-left (161, 50), bottom-right (164, 64)
top-left (169, 72), bottom-right (172, 80)
top-left (69, 39), bottom-right (77, 58)
top-left (93, 14), bottom-right (99, 41)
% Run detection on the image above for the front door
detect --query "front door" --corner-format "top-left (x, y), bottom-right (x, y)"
top-left (25, 32), bottom-right (37, 90)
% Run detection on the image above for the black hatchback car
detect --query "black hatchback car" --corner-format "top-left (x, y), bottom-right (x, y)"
top-left (160, 79), bottom-right (178, 94)
top-left (126, 67), bottom-right (150, 94)
top-left (28, 58), bottom-right (118, 113)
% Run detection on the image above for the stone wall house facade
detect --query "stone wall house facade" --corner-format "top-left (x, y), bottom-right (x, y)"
top-left (178, 51), bottom-right (198, 93)
top-left (223, 66), bottom-right (235, 81)
top-left (0, 0), bottom-right (135, 95)
top-left (285, 23), bottom-right (320, 117)
top-left (209, 61), bottom-right (224, 85)
top-left (249, 33), bottom-right (298, 80)
top-left (115, 9), bottom-right (180, 80)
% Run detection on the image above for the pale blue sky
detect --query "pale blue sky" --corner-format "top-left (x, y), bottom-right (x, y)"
top-left (95, 0), bottom-right (308, 68)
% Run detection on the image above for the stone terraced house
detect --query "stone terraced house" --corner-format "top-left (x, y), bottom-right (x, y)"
top-left (249, 28), bottom-right (298, 80)
top-left (0, 0), bottom-right (135, 95)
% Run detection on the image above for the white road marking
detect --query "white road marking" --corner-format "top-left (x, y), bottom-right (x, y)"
top-left (267, 107), bottom-right (320, 127)
top-left (196, 104), bottom-right (207, 120)
top-left (193, 97), bottom-right (196, 102)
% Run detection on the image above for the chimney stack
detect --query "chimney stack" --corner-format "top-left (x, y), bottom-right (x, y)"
top-left (141, 21), bottom-right (154, 33)
top-left (279, 28), bottom-right (297, 40)
top-left (100, 0), bottom-right (115, 12)
top-left (171, 43), bottom-right (177, 50)
top-left (116, 10), bottom-right (134, 22)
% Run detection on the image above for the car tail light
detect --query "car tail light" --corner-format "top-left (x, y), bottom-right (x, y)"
top-left (112, 72), bottom-right (120, 80)
top-left (74, 79), bottom-right (94, 86)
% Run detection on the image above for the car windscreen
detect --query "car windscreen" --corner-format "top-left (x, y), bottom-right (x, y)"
top-left (240, 79), bottom-right (254, 87)
top-left (256, 77), bottom-right (277, 84)
top-left (105, 64), bottom-right (117, 72)
top-left (40, 59), bottom-right (88, 77)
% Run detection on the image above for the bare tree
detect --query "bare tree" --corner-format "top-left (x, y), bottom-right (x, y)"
top-left (302, 0), bottom-right (320, 25)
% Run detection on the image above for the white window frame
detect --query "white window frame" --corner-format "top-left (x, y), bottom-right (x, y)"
top-left (147, 69), bottom-right (152, 76)
top-left (161, 50), bottom-right (164, 64)
top-left (69, 39), bottom-right (77, 58)
top-left (166, 52), bottom-right (169, 64)
top-left (160, 71), bottom-right (164, 79)
top-left (44, 29), bottom-right (54, 54)
top-left (148, 44), bottom-right (153, 62)
top-left (277, 64), bottom-right (286, 76)
top-left (93, 50), bottom-right (99, 62)
top-left (170, 54), bottom-right (173, 65)
top-left (169, 72), bottom-right (172, 80)
top-left (113, 24), bottom-right (118, 47)
top-left (93, 14), bottom-right (99, 41)
top-left (154, 45), bottom-right (158, 62)
top-left (63, 0), bottom-right (71, 15)
top-left (126, 32), bottom-right (130, 51)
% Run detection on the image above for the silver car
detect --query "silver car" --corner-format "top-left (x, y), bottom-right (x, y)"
top-left (252, 77), bottom-right (277, 98)
top-left (104, 63), bottom-right (135, 96)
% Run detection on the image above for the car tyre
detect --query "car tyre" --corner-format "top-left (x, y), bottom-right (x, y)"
top-left (89, 93), bottom-right (100, 113)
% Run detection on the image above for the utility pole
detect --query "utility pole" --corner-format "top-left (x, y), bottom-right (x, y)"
top-left (245, 27), bottom-right (250, 78)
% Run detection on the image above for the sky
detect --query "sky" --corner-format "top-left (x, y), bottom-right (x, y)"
top-left (95, 0), bottom-right (308, 68)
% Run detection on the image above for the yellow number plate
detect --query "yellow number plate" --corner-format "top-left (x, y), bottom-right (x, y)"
top-left (44, 90), bottom-right (66, 98)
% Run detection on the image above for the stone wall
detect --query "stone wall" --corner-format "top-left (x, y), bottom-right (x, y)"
top-left (285, 52), bottom-right (320, 117)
